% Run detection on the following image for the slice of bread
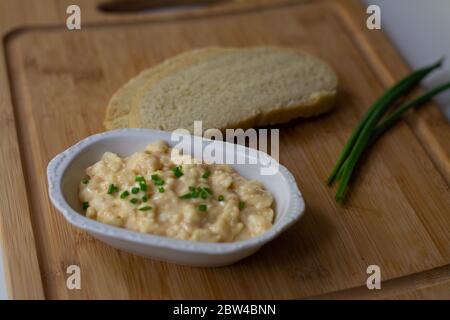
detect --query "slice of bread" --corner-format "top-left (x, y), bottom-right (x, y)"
top-left (104, 48), bottom-right (227, 129)
top-left (106, 46), bottom-right (338, 132)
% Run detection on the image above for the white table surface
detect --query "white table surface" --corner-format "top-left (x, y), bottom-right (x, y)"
top-left (0, 0), bottom-right (449, 300)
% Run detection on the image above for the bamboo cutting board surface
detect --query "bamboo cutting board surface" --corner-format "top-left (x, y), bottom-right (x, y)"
top-left (0, 0), bottom-right (449, 299)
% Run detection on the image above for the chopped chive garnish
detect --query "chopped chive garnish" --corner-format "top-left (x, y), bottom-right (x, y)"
top-left (107, 184), bottom-right (118, 195)
top-left (135, 176), bottom-right (145, 182)
top-left (138, 206), bottom-right (152, 211)
top-left (151, 174), bottom-right (165, 186)
top-left (139, 182), bottom-right (148, 192)
top-left (198, 204), bottom-right (207, 212)
top-left (131, 187), bottom-right (140, 194)
top-left (81, 178), bottom-right (89, 185)
top-left (202, 170), bottom-right (211, 179)
top-left (218, 195), bottom-right (224, 201)
top-left (158, 187), bottom-right (165, 193)
top-left (130, 198), bottom-right (138, 204)
top-left (82, 202), bottom-right (89, 210)
top-left (142, 195), bottom-right (148, 202)
top-left (192, 189), bottom-right (199, 198)
top-left (180, 193), bottom-right (193, 199)
top-left (172, 166), bottom-right (183, 178)
top-left (180, 186), bottom-right (211, 200)
top-left (120, 190), bottom-right (130, 199)
top-left (239, 201), bottom-right (245, 210)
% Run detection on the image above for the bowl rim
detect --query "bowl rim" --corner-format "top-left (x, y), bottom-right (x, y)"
top-left (47, 128), bottom-right (305, 255)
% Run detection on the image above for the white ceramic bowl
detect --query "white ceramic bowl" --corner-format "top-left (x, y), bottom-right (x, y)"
top-left (47, 129), bottom-right (305, 266)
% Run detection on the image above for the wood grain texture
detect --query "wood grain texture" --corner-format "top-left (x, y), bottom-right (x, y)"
top-left (0, 0), bottom-right (449, 299)
top-left (313, 264), bottom-right (450, 299)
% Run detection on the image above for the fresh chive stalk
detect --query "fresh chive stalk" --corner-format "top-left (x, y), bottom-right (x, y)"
top-left (372, 81), bottom-right (450, 141)
top-left (335, 81), bottom-right (450, 202)
top-left (327, 58), bottom-right (443, 185)
top-left (333, 78), bottom-right (449, 186)
top-left (331, 63), bottom-right (450, 202)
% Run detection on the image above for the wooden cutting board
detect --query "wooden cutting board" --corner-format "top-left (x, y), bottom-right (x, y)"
top-left (0, 0), bottom-right (449, 299)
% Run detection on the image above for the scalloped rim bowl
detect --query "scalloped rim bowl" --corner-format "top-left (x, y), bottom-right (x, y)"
top-left (47, 129), bottom-right (305, 266)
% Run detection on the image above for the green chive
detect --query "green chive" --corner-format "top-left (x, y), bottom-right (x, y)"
top-left (81, 178), bottom-right (89, 185)
top-left (198, 204), bottom-right (207, 212)
top-left (107, 184), bottom-right (118, 195)
top-left (328, 58), bottom-right (449, 203)
top-left (142, 195), bottom-right (148, 202)
top-left (131, 187), bottom-right (140, 194)
top-left (180, 193), bottom-right (193, 199)
top-left (82, 202), bottom-right (89, 210)
top-left (130, 198), bottom-right (138, 204)
top-left (179, 186), bottom-right (213, 200)
top-left (374, 81), bottom-right (450, 141)
top-left (218, 195), bottom-right (224, 201)
top-left (202, 171), bottom-right (211, 179)
top-left (135, 176), bottom-right (145, 182)
top-left (139, 182), bottom-right (148, 192)
top-left (200, 189), bottom-right (208, 199)
top-left (120, 190), bottom-right (130, 199)
top-left (138, 206), bottom-right (152, 211)
top-left (151, 174), bottom-right (165, 186)
top-left (335, 80), bottom-right (450, 202)
top-left (191, 188), bottom-right (199, 198)
top-left (239, 201), bottom-right (245, 210)
top-left (172, 166), bottom-right (183, 178)
top-left (327, 58), bottom-right (443, 186)
top-left (158, 187), bottom-right (165, 193)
